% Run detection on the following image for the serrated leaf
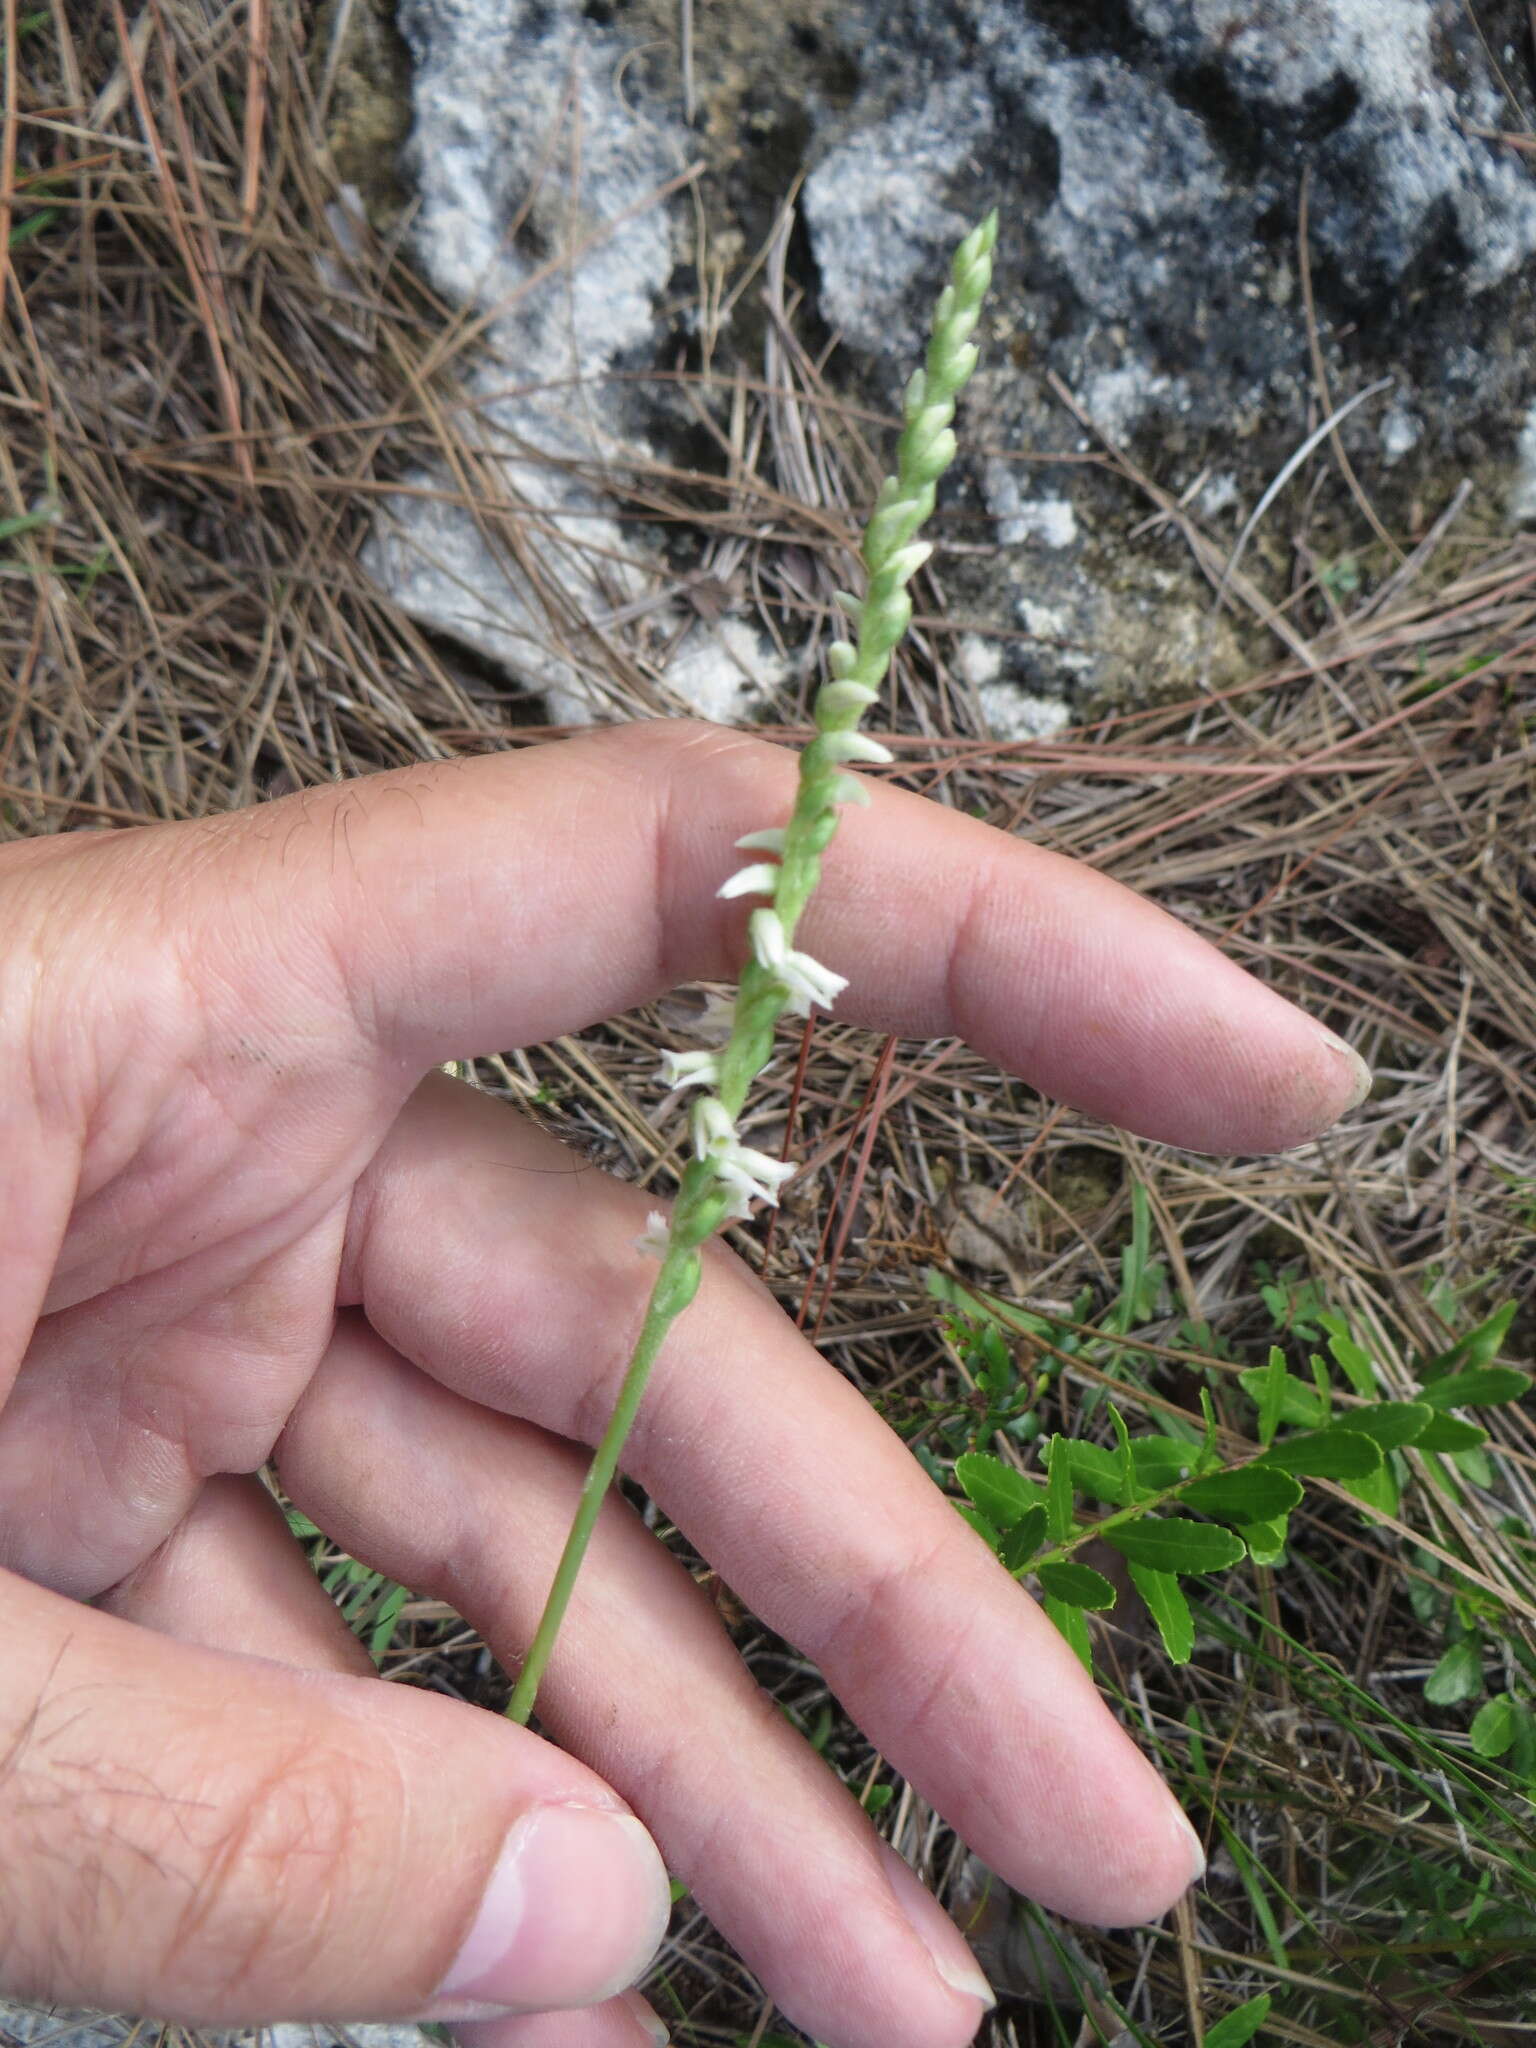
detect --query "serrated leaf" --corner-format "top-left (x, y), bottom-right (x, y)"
top-left (955, 1452), bottom-right (1043, 1530)
top-left (1103, 1517), bottom-right (1247, 1574)
top-left (1180, 1465), bottom-right (1303, 1523)
top-left (955, 1503), bottom-right (1001, 1550)
top-left (1205, 1992), bottom-right (1271, 2048)
top-left (1130, 1564), bottom-right (1195, 1663)
top-left (1424, 1637), bottom-right (1484, 1705)
top-left (1063, 1438), bottom-right (1132, 1505)
top-left (1045, 1593), bottom-right (1093, 1672)
top-left (999, 1504), bottom-right (1049, 1572)
top-left (1258, 1426), bottom-right (1381, 1478)
top-left (1418, 1367), bottom-right (1531, 1411)
top-left (1414, 1412), bottom-right (1487, 1452)
top-left (1037, 1561), bottom-right (1117, 1609)
top-left (1131, 1436), bottom-right (1196, 1488)
top-left (1471, 1692), bottom-right (1519, 1759)
top-left (1346, 1401), bottom-right (1432, 1449)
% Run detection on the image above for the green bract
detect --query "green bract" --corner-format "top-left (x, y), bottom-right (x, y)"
top-left (507, 211), bottom-right (999, 1728)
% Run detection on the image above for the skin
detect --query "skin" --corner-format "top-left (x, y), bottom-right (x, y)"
top-left (0, 721), bottom-right (1367, 2048)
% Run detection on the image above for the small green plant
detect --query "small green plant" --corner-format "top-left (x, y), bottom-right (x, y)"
top-left (506, 211), bottom-right (999, 1726)
top-left (285, 1506), bottom-right (413, 1665)
top-left (928, 1253), bottom-right (1531, 1733)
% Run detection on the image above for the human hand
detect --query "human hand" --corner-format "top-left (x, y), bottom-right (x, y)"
top-left (0, 721), bottom-right (1368, 2048)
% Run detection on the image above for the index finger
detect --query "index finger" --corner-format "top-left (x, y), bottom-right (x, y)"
top-left (196, 719), bottom-right (1366, 1154)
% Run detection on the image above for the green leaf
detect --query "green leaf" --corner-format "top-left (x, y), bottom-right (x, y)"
top-left (1240, 1515), bottom-right (1289, 1567)
top-left (1418, 1367), bottom-right (1531, 1411)
top-left (999, 1504), bottom-right (1049, 1572)
top-left (1424, 1637), bottom-right (1484, 1705)
top-left (1240, 1352), bottom-right (1326, 1435)
top-left (1471, 1692), bottom-right (1519, 1759)
top-left (955, 1503), bottom-right (1001, 1550)
top-left (955, 1452), bottom-right (1043, 1530)
top-left (1345, 1453), bottom-right (1401, 1522)
top-left (1037, 1561), bottom-right (1117, 1609)
top-left (1419, 1300), bottom-right (1518, 1382)
top-left (368, 1581), bottom-right (409, 1661)
top-left (1103, 1517), bottom-right (1246, 1574)
top-left (0, 506), bottom-right (57, 543)
top-left (1249, 1345), bottom-right (1288, 1448)
top-left (1327, 1326), bottom-right (1378, 1399)
top-left (1109, 1402), bottom-right (1135, 1503)
top-left (1205, 1992), bottom-right (1271, 2048)
top-left (1131, 1436), bottom-right (1196, 1488)
top-left (7, 206), bottom-right (60, 250)
top-left (1258, 1427), bottom-right (1381, 1478)
top-left (1346, 1401), bottom-right (1432, 1449)
top-left (1045, 1594), bottom-right (1093, 1672)
top-left (1414, 1413), bottom-right (1487, 1453)
top-left (1179, 1465), bottom-right (1303, 1523)
top-left (1453, 1444), bottom-right (1494, 1488)
top-left (1063, 1438), bottom-right (1131, 1505)
top-left (1130, 1564), bottom-right (1195, 1663)
top-left (1046, 1435), bottom-right (1075, 1542)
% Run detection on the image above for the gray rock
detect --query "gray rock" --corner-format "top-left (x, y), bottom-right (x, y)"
top-left (1129, 0), bottom-right (1536, 289)
top-left (354, 0), bottom-right (1536, 719)
top-left (363, 0), bottom-right (788, 724)
top-left (1033, 56), bottom-right (1237, 323)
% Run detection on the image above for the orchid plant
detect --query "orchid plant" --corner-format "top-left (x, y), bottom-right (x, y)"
top-left (508, 211), bottom-right (999, 1726)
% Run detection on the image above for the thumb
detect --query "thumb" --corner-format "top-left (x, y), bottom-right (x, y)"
top-left (0, 1566), bottom-right (671, 2025)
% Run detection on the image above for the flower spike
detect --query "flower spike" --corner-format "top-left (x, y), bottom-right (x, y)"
top-left (507, 210), bottom-right (998, 1733)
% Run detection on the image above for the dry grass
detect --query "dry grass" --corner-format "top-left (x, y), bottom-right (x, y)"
top-left (3, 5), bottom-right (1535, 2045)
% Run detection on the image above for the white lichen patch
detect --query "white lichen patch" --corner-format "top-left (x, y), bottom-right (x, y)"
top-left (953, 632), bottom-right (1004, 688)
top-left (656, 618), bottom-right (788, 726)
top-left (1510, 401), bottom-right (1536, 527)
top-left (983, 460), bottom-right (1079, 549)
top-left (1380, 404), bottom-right (1424, 465)
top-left (977, 682), bottom-right (1072, 742)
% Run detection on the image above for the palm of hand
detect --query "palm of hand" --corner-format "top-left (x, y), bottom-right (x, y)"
top-left (0, 725), bottom-right (1363, 2048)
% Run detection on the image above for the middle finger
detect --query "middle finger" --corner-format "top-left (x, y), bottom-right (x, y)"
top-left (343, 1076), bottom-right (1202, 1924)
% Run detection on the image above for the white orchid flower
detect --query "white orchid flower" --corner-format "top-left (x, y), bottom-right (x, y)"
top-left (633, 1211), bottom-right (672, 1259)
top-left (657, 1048), bottom-right (720, 1092)
top-left (717, 863), bottom-right (781, 901)
top-left (689, 1094), bottom-right (796, 1215)
top-left (748, 909), bottom-right (849, 1016)
top-left (819, 729), bottom-right (894, 766)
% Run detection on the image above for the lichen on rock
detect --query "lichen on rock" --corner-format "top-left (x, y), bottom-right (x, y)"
top-left (360, 0), bottom-right (1536, 726)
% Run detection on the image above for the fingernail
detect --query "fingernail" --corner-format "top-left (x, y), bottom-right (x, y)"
top-left (1320, 1030), bottom-right (1372, 1111)
top-left (1169, 1803), bottom-right (1207, 1885)
top-left (436, 1805), bottom-right (672, 2013)
top-left (618, 1989), bottom-right (672, 2045)
top-left (878, 1842), bottom-right (995, 2011)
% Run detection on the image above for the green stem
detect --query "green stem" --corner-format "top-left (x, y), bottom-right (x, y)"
top-left (506, 1251), bottom-right (690, 1725)
top-left (505, 211), bottom-right (997, 1727)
